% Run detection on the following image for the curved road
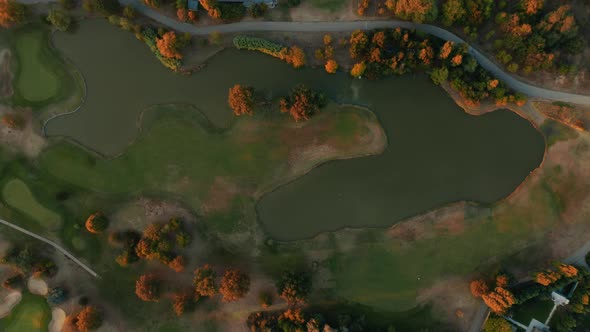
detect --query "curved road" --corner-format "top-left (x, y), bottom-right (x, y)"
top-left (0, 219), bottom-right (100, 278)
top-left (113, 0), bottom-right (590, 106)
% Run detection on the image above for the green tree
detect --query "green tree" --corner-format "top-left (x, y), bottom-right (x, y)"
top-left (430, 66), bottom-right (449, 85)
top-left (441, 0), bottom-right (465, 26)
top-left (483, 317), bottom-right (511, 332)
top-left (276, 270), bottom-right (312, 305)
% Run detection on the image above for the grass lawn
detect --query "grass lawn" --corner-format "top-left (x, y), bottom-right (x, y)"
top-left (511, 298), bottom-right (554, 325)
top-left (307, 0), bottom-right (348, 12)
top-left (0, 292), bottom-right (51, 332)
top-left (38, 104), bottom-right (377, 215)
top-left (540, 119), bottom-right (578, 147)
top-left (2, 178), bottom-right (62, 230)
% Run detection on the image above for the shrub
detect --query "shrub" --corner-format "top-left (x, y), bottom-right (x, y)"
top-left (47, 9), bottom-right (72, 31)
top-left (47, 287), bottom-right (68, 305)
top-left (85, 212), bottom-right (109, 234)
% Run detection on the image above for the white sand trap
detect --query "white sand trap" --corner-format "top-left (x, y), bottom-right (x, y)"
top-left (28, 276), bottom-right (48, 295)
top-left (0, 291), bottom-right (22, 318)
top-left (49, 308), bottom-right (66, 332)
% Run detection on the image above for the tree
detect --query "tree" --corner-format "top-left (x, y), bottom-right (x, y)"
top-left (357, 0), bottom-right (369, 16)
top-left (281, 46), bottom-right (306, 68)
top-left (324, 59), bottom-right (338, 74)
top-left (85, 212), bottom-right (109, 234)
top-left (349, 30), bottom-right (369, 59)
top-left (483, 317), bottom-right (512, 332)
top-left (157, 31), bottom-right (183, 59)
top-left (0, 0), bottom-right (25, 28)
top-left (123, 5), bottom-right (135, 18)
top-left (557, 264), bottom-right (578, 278)
top-left (228, 84), bottom-right (254, 116)
top-left (350, 61), bottom-right (366, 77)
top-left (47, 287), bottom-right (68, 305)
top-left (172, 290), bottom-right (193, 316)
top-left (199, 0), bottom-right (220, 18)
top-left (439, 40), bottom-right (453, 60)
top-left (1, 113), bottom-right (24, 130)
top-left (482, 287), bottom-right (516, 314)
top-left (168, 255), bottom-right (185, 273)
top-left (429, 66), bottom-right (448, 85)
top-left (177, 8), bottom-right (187, 21)
top-left (2, 274), bottom-right (24, 290)
top-left (521, 0), bottom-right (543, 15)
top-left (47, 9), bottom-right (71, 32)
top-left (441, 0), bottom-right (465, 26)
top-left (135, 274), bottom-right (161, 302)
top-left (535, 270), bottom-right (561, 286)
top-left (219, 269), bottom-right (250, 302)
top-left (323, 34), bottom-right (332, 46)
top-left (194, 264), bottom-right (217, 297)
top-left (495, 274), bottom-right (509, 288)
top-left (76, 306), bottom-right (103, 332)
top-left (470, 279), bottom-right (489, 297)
top-left (279, 85), bottom-right (326, 122)
top-left (276, 270), bottom-right (311, 305)
top-left (385, 0), bottom-right (437, 23)
top-left (248, 3), bottom-right (267, 17)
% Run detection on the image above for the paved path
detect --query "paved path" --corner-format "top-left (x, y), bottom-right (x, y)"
top-left (115, 0), bottom-right (590, 106)
top-left (467, 302), bottom-right (489, 332)
top-left (0, 219), bottom-right (100, 278)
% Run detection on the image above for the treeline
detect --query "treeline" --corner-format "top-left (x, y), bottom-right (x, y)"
top-left (375, 0), bottom-right (585, 75)
top-left (346, 28), bottom-right (524, 107)
top-left (233, 35), bottom-right (306, 69)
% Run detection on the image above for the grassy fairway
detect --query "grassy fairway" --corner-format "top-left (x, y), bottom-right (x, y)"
top-left (38, 104), bottom-right (379, 217)
top-left (2, 179), bottom-right (62, 230)
top-left (0, 292), bottom-right (51, 332)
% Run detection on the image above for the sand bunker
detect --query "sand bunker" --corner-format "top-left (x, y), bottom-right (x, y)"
top-left (28, 276), bottom-right (48, 296)
top-left (48, 308), bottom-right (66, 332)
top-left (0, 291), bottom-right (22, 318)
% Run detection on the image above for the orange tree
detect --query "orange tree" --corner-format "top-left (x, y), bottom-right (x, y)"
top-left (0, 0), bottom-right (25, 28)
top-left (135, 274), bottom-right (161, 302)
top-left (276, 270), bottom-right (311, 305)
top-left (157, 31), bottom-right (183, 59)
top-left (228, 84), bottom-right (255, 116)
top-left (219, 269), bottom-right (251, 302)
top-left (85, 212), bottom-right (109, 234)
top-left (194, 264), bottom-right (217, 297)
top-left (469, 279), bottom-right (489, 298)
top-left (325, 59), bottom-right (338, 74)
top-left (279, 85), bottom-right (326, 122)
top-left (384, 0), bottom-right (437, 23)
top-left (76, 306), bottom-right (103, 332)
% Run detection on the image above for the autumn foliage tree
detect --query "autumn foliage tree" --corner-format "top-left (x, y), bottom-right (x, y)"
top-left (385, 0), bottom-right (437, 23)
top-left (280, 46), bottom-right (306, 68)
top-left (228, 84), bottom-right (255, 116)
top-left (85, 212), bottom-right (109, 234)
top-left (279, 85), bottom-right (326, 122)
top-left (156, 31), bottom-right (182, 59)
top-left (536, 270), bottom-right (561, 286)
top-left (470, 279), bottom-right (489, 298)
top-left (194, 264), bottom-right (217, 297)
top-left (168, 255), bottom-right (185, 273)
top-left (521, 0), bottom-right (543, 16)
top-left (482, 287), bottom-right (516, 314)
top-left (350, 61), bottom-right (366, 77)
top-left (76, 306), bottom-right (103, 332)
top-left (357, 0), bottom-right (369, 16)
top-left (557, 264), bottom-right (578, 278)
top-left (172, 290), bottom-right (193, 316)
top-left (219, 269), bottom-right (250, 302)
top-left (0, 0), bottom-right (25, 28)
top-left (324, 59), bottom-right (338, 74)
top-left (276, 270), bottom-right (312, 305)
top-left (199, 0), bottom-right (220, 18)
top-left (135, 274), bottom-right (161, 302)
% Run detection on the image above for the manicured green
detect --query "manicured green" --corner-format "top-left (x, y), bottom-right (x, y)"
top-left (13, 29), bottom-right (60, 103)
top-left (0, 292), bottom-right (51, 332)
top-left (2, 179), bottom-right (62, 230)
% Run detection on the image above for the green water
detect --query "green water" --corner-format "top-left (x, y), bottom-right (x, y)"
top-left (46, 20), bottom-right (545, 240)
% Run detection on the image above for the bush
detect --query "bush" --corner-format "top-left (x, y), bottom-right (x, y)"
top-left (47, 9), bottom-right (72, 31)
top-left (233, 35), bottom-right (284, 56)
top-left (47, 287), bottom-right (68, 305)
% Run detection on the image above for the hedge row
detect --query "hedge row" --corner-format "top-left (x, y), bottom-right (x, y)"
top-left (233, 35), bottom-right (285, 57)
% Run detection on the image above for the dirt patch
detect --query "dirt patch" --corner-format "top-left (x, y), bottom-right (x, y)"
top-left (416, 277), bottom-right (478, 332)
top-left (0, 105), bottom-right (47, 158)
top-left (201, 176), bottom-right (241, 215)
top-left (0, 49), bottom-right (13, 98)
top-left (533, 100), bottom-right (589, 131)
top-left (48, 308), bottom-right (65, 332)
top-left (0, 291), bottom-right (22, 318)
top-left (111, 197), bottom-right (197, 232)
top-left (28, 277), bottom-right (48, 296)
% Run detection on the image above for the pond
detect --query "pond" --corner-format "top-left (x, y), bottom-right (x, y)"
top-left (46, 20), bottom-right (545, 240)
